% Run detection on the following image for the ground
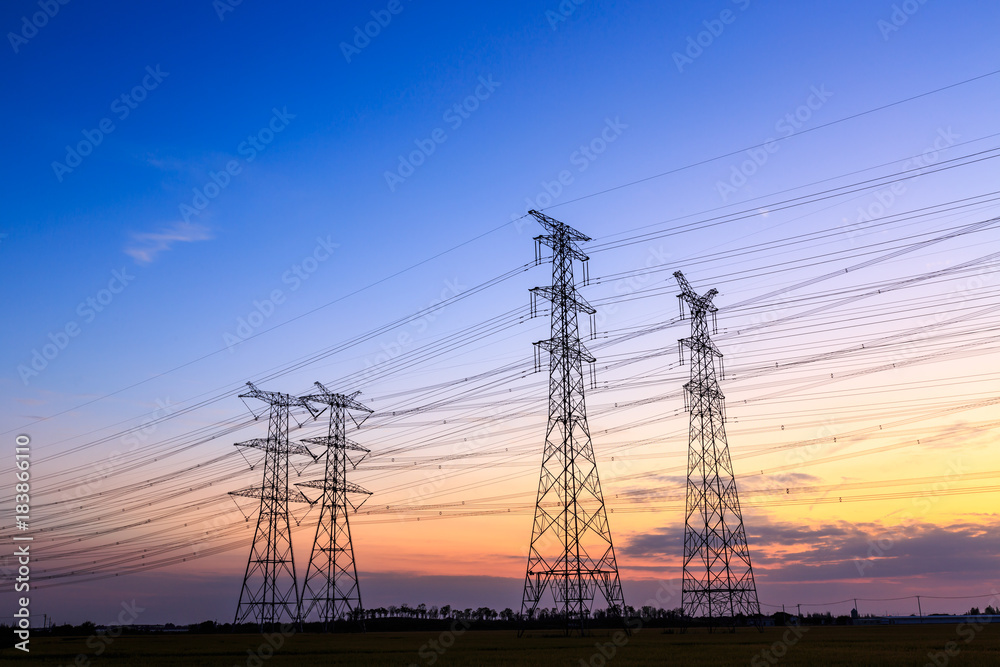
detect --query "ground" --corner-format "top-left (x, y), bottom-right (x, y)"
top-left (5, 625), bottom-right (1000, 666)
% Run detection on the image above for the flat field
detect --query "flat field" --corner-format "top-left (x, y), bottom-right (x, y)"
top-left (5, 625), bottom-right (1000, 666)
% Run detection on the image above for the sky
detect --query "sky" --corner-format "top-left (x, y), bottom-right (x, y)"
top-left (2, 0), bottom-right (1000, 626)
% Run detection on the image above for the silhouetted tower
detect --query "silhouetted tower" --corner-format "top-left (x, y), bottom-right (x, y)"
top-left (230, 382), bottom-right (318, 627)
top-left (297, 382), bottom-right (373, 629)
top-left (674, 271), bottom-right (761, 626)
top-left (520, 210), bottom-right (626, 634)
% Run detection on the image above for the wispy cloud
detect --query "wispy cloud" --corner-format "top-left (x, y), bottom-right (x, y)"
top-left (125, 222), bottom-right (212, 264)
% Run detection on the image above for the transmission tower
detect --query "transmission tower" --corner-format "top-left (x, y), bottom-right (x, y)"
top-left (520, 210), bottom-right (626, 634)
top-left (230, 382), bottom-right (319, 627)
top-left (674, 271), bottom-right (761, 627)
top-left (297, 382), bottom-right (373, 629)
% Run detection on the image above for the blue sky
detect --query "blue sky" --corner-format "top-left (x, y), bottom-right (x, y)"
top-left (2, 0), bottom-right (1000, 625)
top-left (4, 0), bottom-right (997, 406)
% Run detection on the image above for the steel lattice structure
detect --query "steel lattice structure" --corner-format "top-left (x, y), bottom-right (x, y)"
top-left (230, 382), bottom-right (318, 627)
top-left (520, 210), bottom-right (626, 634)
top-left (674, 271), bottom-right (761, 627)
top-left (297, 382), bottom-right (373, 629)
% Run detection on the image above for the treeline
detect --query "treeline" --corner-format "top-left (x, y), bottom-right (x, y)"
top-left (966, 606), bottom-right (998, 615)
top-left (344, 603), bottom-right (685, 622)
top-left (12, 603), bottom-right (995, 639)
top-left (0, 605), bottom-right (687, 641)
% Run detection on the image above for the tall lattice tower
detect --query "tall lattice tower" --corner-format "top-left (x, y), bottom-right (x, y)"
top-left (674, 271), bottom-right (761, 626)
top-left (231, 382), bottom-right (318, 627)
top-left (297, 382), bottom-right (373, 629)
top-left (520, 210), bottom-right (626, 634)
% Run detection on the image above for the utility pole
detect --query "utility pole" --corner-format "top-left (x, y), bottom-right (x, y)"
top-left (297, 382), bottom-right (373, 630)
top-left (231, 382), bottom-right (319, 628)
top-left (519, 210), bottom-right (626, 635)
top-left (917, 596), bottom-right (923, 622)
top-left (675, 271), bottom-right (761, 630)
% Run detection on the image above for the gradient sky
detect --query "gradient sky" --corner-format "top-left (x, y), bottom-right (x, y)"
top-left (2, 0), bottom-right (1000, 625)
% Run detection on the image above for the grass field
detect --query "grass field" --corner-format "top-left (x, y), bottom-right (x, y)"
top-left (5, 625), bottom-right (1000, 666)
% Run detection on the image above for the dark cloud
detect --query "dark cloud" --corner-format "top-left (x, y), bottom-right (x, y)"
top-left (618, 527), bottom-right (682, 558)
top-left (619, 513), bottom-right (1000, 595)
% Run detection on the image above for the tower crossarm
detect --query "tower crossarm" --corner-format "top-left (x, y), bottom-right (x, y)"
top-left (534, 338), bottom-right (596, 364)
top-left (296, 479), bottom-right (372, 495)
top-left (674, 270), bottom-right (718, 315)
top-left (234, 438), bottom-right (317, 459)
top-left (301, 436), bottom-right (370, 453)
top-left (681, 380), bottom-right (725, 401)
top-left (229, 485), bottom-right (313, 504)
top-left (680, 335), bottom-right (723, 359)
top-left (530, 286), bottom-right (595, 314)
top-left (535, 235), bottom-right (589, 263)
top-left (303, 382), bottom-right (373, 413)
top-left (529, 209), bottom-right (591, 243)
top-left (240, 381), bottom-right (320, 418)
top-left (530, 210), bottom-right (590, 264)
top-left (673, 270), bottom-right (696, 300)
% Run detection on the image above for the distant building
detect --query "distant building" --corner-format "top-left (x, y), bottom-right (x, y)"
top-left (854, 615), bottom-right (1000, 626)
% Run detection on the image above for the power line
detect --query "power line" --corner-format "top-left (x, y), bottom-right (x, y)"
top-left (543, 69), bottom-right (1000, 211)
